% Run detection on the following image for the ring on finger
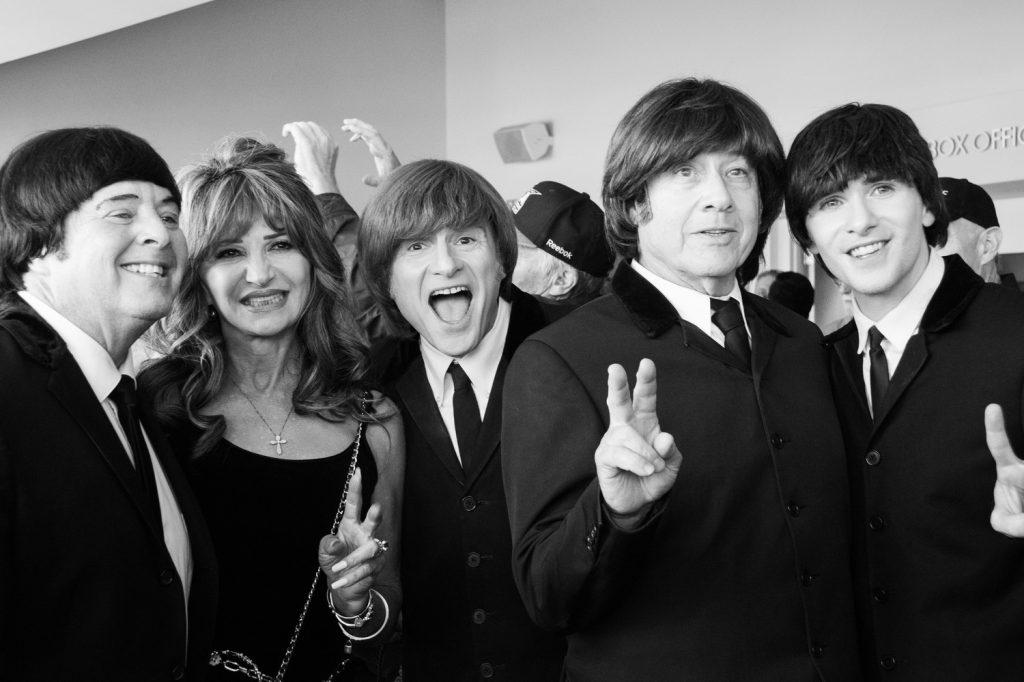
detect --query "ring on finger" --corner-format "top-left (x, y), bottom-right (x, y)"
top-left (372, 537), bottom-right (390, 558)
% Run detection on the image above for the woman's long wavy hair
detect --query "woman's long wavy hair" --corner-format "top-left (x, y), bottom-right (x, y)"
top-left (141, 136), bottom-right (375, 458)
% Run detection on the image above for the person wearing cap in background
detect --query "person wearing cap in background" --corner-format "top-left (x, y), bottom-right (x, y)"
top-left (509, 181), bottom-right (614, 322)
top-left (935, 177), bottom-right (1018, 289)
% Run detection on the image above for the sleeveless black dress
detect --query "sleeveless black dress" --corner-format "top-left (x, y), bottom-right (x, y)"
top-left (178, 423), bottom-right (379, 681)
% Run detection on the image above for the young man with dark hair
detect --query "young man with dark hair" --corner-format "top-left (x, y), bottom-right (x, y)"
top-left (357, 159), bottom-right (565, 680)
top-left (501, 78), bottom-right (861, 680)
top-left (786, 102), bottom-right (1024, 680)
top-left (0, 127), bottom-right (216, 680)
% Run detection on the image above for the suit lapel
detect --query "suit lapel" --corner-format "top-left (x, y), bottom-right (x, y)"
top-left (871, 331), bottom-right (928, 435)
top-left (464, 289), bottom-right (544, 489)
top-left (464, 354), bottom-right (505, 489)
top-left (744, 299), bottom-right (778, 381)
top-left (831, 323), bottom-right (872, 423)
top-left (397, 357), bottom-right (466, 486)
top-left (47, 354), bottom-right (165, 543)
top-left (679, 320), bottom-right (749, 373)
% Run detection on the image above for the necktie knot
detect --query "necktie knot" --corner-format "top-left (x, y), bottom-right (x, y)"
top-left (448, 362), bottom-right (473, 393)
top-left (110, 375), bottom-right (138, 411)
top-left (711, 298), bottom-right (744, 335)
top-left (710, 298), bottom-right (751, 368)
top-left (868, 326), bottom-right (886, 353)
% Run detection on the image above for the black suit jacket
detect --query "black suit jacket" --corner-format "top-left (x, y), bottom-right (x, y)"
top-left (502, 264), bottom-right (862, 681)
top-left (394, 290), bottom-right (565, 682)
top-left (0, 293), bottom-right (217, 681)
top-left (825, 255), bottom-right (1024, 680)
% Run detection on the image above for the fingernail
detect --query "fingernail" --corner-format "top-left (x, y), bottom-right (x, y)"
top-left (332, 560), bottom-right (347, 572)
top-left (332, 577), bottom-right (348, 589)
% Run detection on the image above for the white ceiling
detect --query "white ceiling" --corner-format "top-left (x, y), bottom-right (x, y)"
top-left (0, 0), bottom-right (212, 65)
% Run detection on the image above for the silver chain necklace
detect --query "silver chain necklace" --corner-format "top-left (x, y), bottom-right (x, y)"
top-left (228, 376), bottom-right (295, 456)
top-left (209, 420), bottom-right (364, 681)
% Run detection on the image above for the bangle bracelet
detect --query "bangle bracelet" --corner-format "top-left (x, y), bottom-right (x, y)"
top-left (327, 590), bottom-right (374, 627)
top-left (327, 585), bottom-right (387, 638)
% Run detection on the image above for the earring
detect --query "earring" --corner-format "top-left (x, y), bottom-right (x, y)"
top-left (207, 305), bottom-right (217, 319)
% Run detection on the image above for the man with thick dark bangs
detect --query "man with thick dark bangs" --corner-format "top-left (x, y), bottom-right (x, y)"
top-left (786, 103), bottom-right (1024, 680)
top-left (358, 159), bottom-right (565, 680)
top-left (501, 78), bottom-right (860, 680)
top-left (0, 127), bottom-right (216, 680)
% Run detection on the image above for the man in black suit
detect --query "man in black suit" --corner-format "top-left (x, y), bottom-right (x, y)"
top-left (786, 103), bottom-right (1024, 680)
top-left (357, 159), bottom-right (565, 680)
top-left (0, 127), bottom-right (216, 681)
top-left (501, 79), bottom-right (861, 680)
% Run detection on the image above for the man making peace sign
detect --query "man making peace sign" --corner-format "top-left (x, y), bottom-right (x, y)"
top-left (501, 79), bottom-right (862, 681)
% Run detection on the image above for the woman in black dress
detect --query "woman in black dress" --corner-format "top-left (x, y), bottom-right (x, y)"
top-left (141, 137), bottom-right (403, 681)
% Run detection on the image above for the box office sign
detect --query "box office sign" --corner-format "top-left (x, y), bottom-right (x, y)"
top-left (914, 90), bottom-right (1024, 185)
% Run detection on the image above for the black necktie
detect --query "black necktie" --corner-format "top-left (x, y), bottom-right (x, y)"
top-left (109, 375), bottom-right (162, 528)
top-left (448, 362), bottom-right (481, 469)
top-left (867, 326), bottom-right (890, 416)
top-left (711, 298), bottom-right (751, 368)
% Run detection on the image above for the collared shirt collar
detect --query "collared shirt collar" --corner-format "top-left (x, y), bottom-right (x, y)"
top-left (420, 296), bottom-right (511, 409)
top-left (852, 248), bottom-right (945, 357)
top-left (17, 290), bottom-right (134, 401)
top-left (630, 260), bottom-right (749, 340)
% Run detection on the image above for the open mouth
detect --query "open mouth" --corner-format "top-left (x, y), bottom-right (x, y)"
top-left (429, 285), bottom-right (472, 324)
top-left (847, 241), bottom-right (886, 259)
top-left (121, 263), bottom-right (167, 278)
top-left (241, 290), bottom-right (287, 310)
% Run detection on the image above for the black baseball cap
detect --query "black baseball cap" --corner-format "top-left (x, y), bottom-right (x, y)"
top-left (511, 181), bottom-right (613, 277)
top-left (940, 177), bottom-right (999, 228)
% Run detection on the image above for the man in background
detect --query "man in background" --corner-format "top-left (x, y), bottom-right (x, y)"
top-left (768, 271), bottom-right (815, 318)
top-left (935, 177), bottom-right (1015, 287)
top-left (509, 180), bottom-right (613, 321)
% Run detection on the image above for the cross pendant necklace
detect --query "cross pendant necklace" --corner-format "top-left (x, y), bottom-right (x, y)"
top-left (228, 376), bottom-right (295, 456)
top-left (269, 432), bottom-right (287, 456)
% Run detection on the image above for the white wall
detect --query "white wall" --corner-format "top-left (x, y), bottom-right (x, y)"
top-left (446, 0), bottom-right (1024, 325)
top-left (0, 0), bottom-right (447, 212)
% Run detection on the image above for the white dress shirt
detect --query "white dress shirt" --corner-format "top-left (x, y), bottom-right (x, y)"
top-left (18, 290), bottom-right (193, 601)
top-left (631, 260), bottom-right (751, 345)
top-left (851, 249), bottom-right (945, 415)
top-left (419, 297), bottom-right (511, 464)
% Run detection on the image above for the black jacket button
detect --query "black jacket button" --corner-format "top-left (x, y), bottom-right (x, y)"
top-left (786, 502), bottom-right (801, 517)
top-left (480, 662), bottom-right (494, 678)
top-left (865, 450), bottom-right (881, 466)
top-left (466, 552), bottom-right (481, 568)
top-left (811, 644), bottom-right (825, 658)
top-left (472, 608), bottom-right (487, 624)
top-left (880, 656), bottom-right (897, 671)
top-left (872, 587), bottom-right (889, 603)
top-left (171, 664), bottom-right (185, 680)
top-left (770, 433), bottom-right (785, 448)
top-left (868, 515), bottom-right (886, 531)
top-left (160, 569), bottom-right (175, 586)
top-left (461, 495), bottom-right (477, 512)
